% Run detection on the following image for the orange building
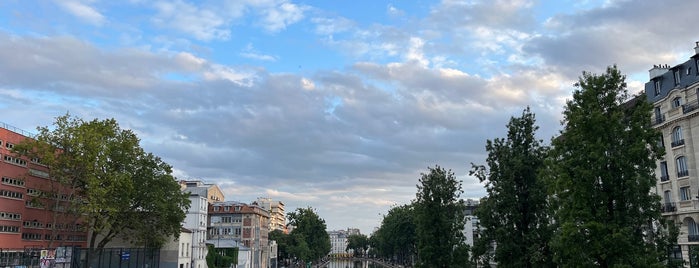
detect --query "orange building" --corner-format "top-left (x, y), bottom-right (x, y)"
top-left (0, 122), bottom-right (87, 249)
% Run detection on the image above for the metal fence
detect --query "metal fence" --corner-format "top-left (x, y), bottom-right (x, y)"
top-left (0, 247), bottom-right (160, 268)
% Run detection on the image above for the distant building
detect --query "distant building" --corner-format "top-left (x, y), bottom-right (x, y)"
top-left (256, 197), bottom-right (287, 233)
top-left (180, 180), bottom-right (225, 268)
top-left (0, 122), bottom-right (87, 249)
top-left (328, 228), bottom-right (361, 257)
top-left (208, 201), bottom-right (270, 268)
top-left (462, 199), bottom-right (480, 247)
top-left (645, 42), bottom-right (699, 265)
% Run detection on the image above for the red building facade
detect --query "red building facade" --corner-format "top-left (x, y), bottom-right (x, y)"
top-left (0, 123), bottom-right (87, 249)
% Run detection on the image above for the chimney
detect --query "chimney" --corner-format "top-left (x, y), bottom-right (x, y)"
top-left (695, 41), bottom-right (699, 55)
top-left (649, 64), bottom-right (669, 80)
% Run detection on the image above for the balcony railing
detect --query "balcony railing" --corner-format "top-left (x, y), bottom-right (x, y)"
top-left (660, 175), bottom-right (670, 182)
top-left (661, 202), bottom-right (676, 213)
top-left (689, 234), bottom-right (699, 242)
top-left (683, 101), bottom-right (699, 114)
top-left (653, 115), bottom-right (666, 125)
top-left (672, 139), bottom-right (685, 147)
top-left (678, 170), bottom-right (689, 178)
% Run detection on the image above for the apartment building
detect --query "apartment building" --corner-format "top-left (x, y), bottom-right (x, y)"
top-left (646, 42), bottom-right (699, 265)
top-left (256, 197), bottom-right (287, 233)
top-left (180, 180), bottom-right (225, 268)
top-left (208, 201), bottom-right (270, 268)
top-left (0, 122), bottom-right (87, 248)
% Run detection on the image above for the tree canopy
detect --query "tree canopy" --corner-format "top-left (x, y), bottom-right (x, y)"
top-left (370, 204), bottom-right (416, 265)
top-left (13, 114), bottom-right (190, 250)
top-left (346, 233), bottom-right (369, 257)
top-left (471, 107), bottom-right (552, 267)
top-left (545, 66), bottom-right (671, 266)
top-left (287, 207), bottom-right (331, 263)
top-left (414, 166), bottom-right (468, 268)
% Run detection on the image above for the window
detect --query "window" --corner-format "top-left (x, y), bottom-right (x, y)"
top-left (660, 161), bottom-right (669, 181)
top-left (664, 190), bottom-right (673, 204)
top-left (672, 97), bottom-right (683, 108)
top-left (0, 225), bottom-right (20, 233)
top-left (677, 156), bottom-right (689, 177)
top-left (674, 68), bottom-right (681, 85)
top-left (235, 206), bottom-right (241, 211)
top-left (680, 186), bottom-right (692, 201)
top-left (3, 155), bottom-right (27, 166)
top-left (654, 79), bottom-right (662, 95)
top-left (224, 206), bottom-right (230, 212)
top-left (213, 206), bottom-right (219, 212)
top-left (654, 107), bottom-right (663, 124)
top-left (0, 211), bottom-right (21, 221)
top-left (672, 126), bottom-right (685, 147)
top-left (689, 218), bottom-right (699, 241)
top-left (0, 189), bottom-right (23, 199)
top-left (5, 142), bottom-right (13, 149)
top-left (658, 134), bottom-right (665, 148)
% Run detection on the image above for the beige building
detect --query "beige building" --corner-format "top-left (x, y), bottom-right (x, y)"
top-left (208, 201), bottom-right (270, 268)
top-left (647, 42), bottom-right (699, 265)
top-left (256, 197), bottom-right (287, 233)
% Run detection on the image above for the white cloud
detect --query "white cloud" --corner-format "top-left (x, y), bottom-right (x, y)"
top-left (56, 0), bottom-right (106, 26)
top-left (259, 2), bottom-right (307, 32)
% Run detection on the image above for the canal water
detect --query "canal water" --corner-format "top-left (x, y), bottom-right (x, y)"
top-left (323, 259), bottom-right (385, 268)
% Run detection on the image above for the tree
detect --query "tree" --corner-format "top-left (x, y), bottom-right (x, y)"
top-left (371, 204), bottom-right (416, 265)
top-left (346, 234), bottom-right (369, 257)
top-left (470, 107), bottom-right (553, 267)
top-left (206, 245), bottom-right (238, 268)
top-left (269, 229), bottom-right (291, 265)
top-left (545, 66), bottom-right (671, 266)
top-left (13, 114), bottom-right (190, 252)
top-left (287, 207), bottom-right (331, 263)
top-left (414, 166), bottom-right (468, 267)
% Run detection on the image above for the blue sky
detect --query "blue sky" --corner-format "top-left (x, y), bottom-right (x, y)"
top-left (0, 0), bottom-right (698, 235)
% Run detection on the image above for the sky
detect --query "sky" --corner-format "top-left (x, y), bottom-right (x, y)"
top-left (0, 0), bottom-right (698, 235)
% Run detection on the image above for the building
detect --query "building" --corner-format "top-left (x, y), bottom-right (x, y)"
top-left (328, 228), bottom-right (361, 257)
top-left (0, 122), bottom-right (87, 249)
top-left (646, 42), bottom-right (699, 265)
top-left (208, 201), bottom-right (270, 268)
top-left (256, 197), bottom-right (287, 233)
top-left (462, 199), bottom-right (480, 247)
top-left (180, 180), bottom-right (225, 268)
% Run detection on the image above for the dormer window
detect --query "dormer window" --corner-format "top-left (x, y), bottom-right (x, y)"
top-left (673, 68), bottom-right (681, 85)
top-left (654, 79), bottom-right (662, 96)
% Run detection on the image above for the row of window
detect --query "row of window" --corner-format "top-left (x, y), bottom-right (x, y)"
top-left (1, 176), bottom-right (25, 187)
top-left (3, 154), bottom-right (27, 166)
top-left (659, 157), bottom-right (689, 181)
top-left (0, 211), bottom-right (21, 221)
top-left (0, 189), bottom-right (23, 199)
top-left (20, 233), bottom-right (85, 241)
top-left (0, 225), bottom-right (20, 233)
top-left (664, 187), bottom-right (693, 204)
top-left (213, 206), bottom-right (242, 212)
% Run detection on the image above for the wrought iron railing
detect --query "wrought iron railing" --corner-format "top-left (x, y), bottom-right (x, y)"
top-left (661, 202), bottom-right (676, 213)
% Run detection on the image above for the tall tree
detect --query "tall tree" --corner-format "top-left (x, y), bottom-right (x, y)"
top-left (546, 66), bottom-right (670, 266)
top-left (12, 114), bottom-right (190, 252)
top-left (371, 204), bottom-right (416, 265)
top-left (287, 207), bottom-right (331, 263)
top-left (470, 107), bottom-right (553, 267)
top-left (414, 166), bottom-right (468, 268)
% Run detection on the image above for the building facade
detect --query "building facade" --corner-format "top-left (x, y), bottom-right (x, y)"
top-left (0, 122), bottom-right (87, 249)
top-left (256, 197), bottom-right (287, 233)
top-left (646, 42), bottom-right (699, 265)
top-left (462, 199), bottom-right (480, 247)
top-left (208, 201), bottom-right (270, 268)
top-left (180, 180), bottom-right (224, 268)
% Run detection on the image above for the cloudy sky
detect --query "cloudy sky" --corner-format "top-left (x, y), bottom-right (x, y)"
top-left (1, 0), bottom-right (698, 234)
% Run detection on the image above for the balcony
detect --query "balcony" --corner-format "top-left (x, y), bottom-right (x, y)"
top-left (653, 115), bottom-right (666, 125)
top-left (683, 101), bottom-right (699, 114)
top-left (660, 175), bottom-right (670, 182)
top-left (661, 202), bottom-right (676, 213)
top-left (678, 170), bottom-right (689, 178)
top-left (689, 234), bottom-right (699, 242)
top-left (672, 139), bottom-right (685, 147)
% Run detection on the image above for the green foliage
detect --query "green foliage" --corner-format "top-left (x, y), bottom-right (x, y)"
top-left (287, 207), bottom-right (331, 262)
top-left (269, 229), bottom-right (290, 261)
top-left (370, 204), bottom-right (416, 264)
top-left (414, 166), bottom-right (469, 268)
top-left (470, 107), bottom-right (553, 267)
top-left (13, 114), bottom-right (190, 250)
top-left (545, 66), bottom-right (670, 267)
top-left (206, 245), bottom-right (238, 268)
top-left (346, 234), bottom-right (369, 257)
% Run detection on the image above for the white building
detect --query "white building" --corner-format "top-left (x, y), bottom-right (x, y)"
top-left (181, 180), bottom-right (225, 268)
top-left (328, 228), bottom-right (361, 257)
top-left (462, 199), bottom-right (480, 247)
top-left (646, 42), bottom-right (699, 265)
